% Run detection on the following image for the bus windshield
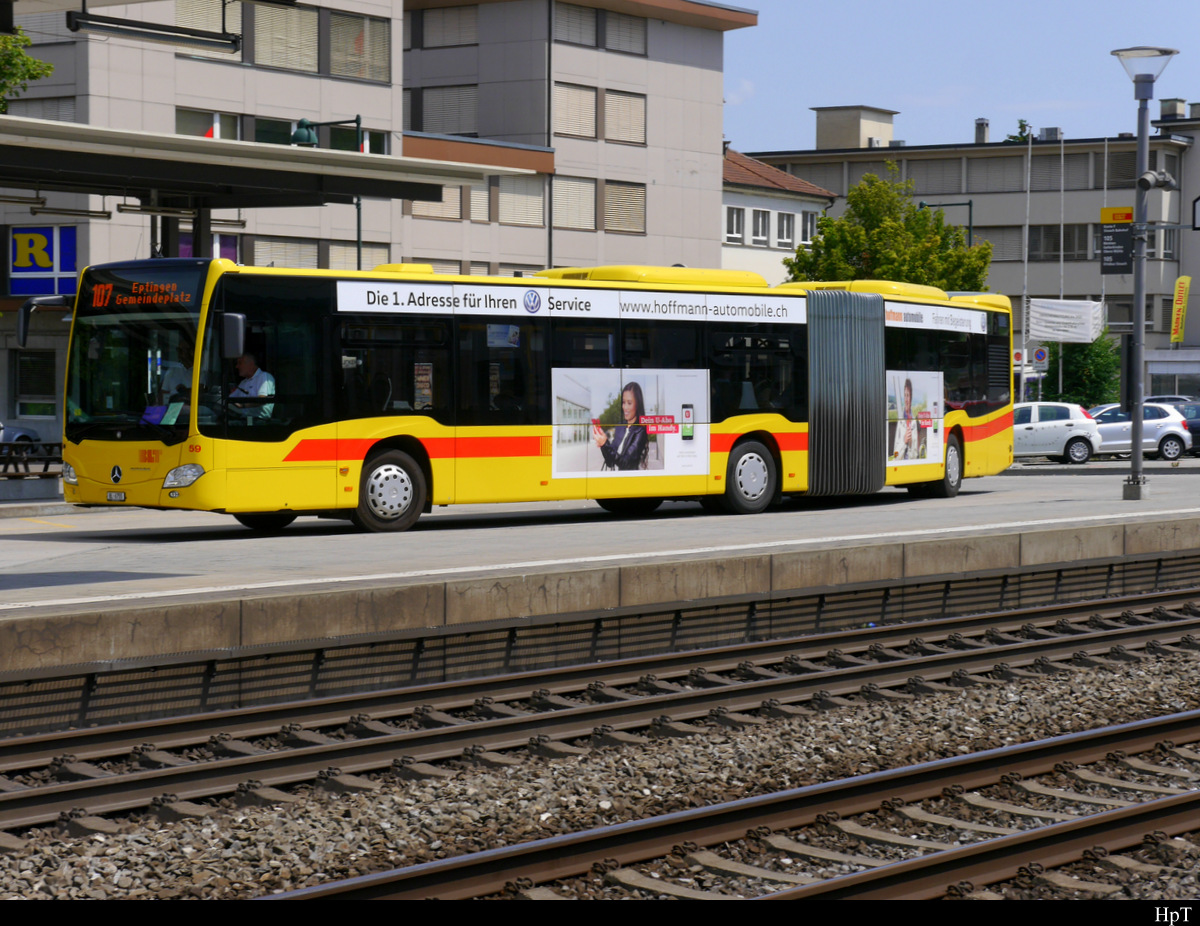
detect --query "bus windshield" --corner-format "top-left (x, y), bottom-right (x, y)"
top-left (65, 260), bottom-right (210, 446)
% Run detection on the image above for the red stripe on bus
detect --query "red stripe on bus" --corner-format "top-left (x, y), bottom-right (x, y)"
top-left (963, 411), bottom-right (1012, 442)
top-left (710, 432), bottom-right (808, 453)
top-left (283, 436), bottom-right (545, 463)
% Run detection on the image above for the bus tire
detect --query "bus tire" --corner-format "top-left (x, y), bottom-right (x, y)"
top-left (724, 440), bottom-right (776, 514)
top-left (927, 434), bottom-right (963, 498)
top-left (354, 450), bottom-right (426, 532)
top-left (596, 497), bottom-right (663, 516)
top-left (234, 512), bottom-right (297, 532)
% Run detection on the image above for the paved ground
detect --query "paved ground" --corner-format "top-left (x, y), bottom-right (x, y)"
top-left (3, 459), bottom-right (1199, 616)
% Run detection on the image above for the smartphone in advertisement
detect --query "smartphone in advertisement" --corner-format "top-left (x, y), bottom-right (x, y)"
top-left (681, 403), bottom-right (694, 440)
top-left (591, 417), bottom-right (601, 427)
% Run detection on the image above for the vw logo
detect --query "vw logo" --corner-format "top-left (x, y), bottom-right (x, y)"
top-left (111, 465), bottom-right (122, 484)
top-left (523, 290), bottom-right (541, 314)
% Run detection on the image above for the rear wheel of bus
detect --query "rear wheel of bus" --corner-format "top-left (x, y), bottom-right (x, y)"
top-left (354, 450), bottom-right (426, 532)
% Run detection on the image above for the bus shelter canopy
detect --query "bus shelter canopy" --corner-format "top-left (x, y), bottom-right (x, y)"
top-left (0, 115), bottom-right (520, 209)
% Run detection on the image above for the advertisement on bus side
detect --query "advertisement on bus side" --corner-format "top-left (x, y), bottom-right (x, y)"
top-left (887, 370), bottom-right (943, 465)
top-left (552, 368), bottom-right (710, 477)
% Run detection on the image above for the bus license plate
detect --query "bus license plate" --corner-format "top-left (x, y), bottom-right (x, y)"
top-left (106, 491), bottom-right (126, 502)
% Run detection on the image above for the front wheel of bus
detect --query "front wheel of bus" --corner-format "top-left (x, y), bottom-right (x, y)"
top-left (354, 450), bottom-right (426, 532)
top-left (724, 440), bottom-right (777, 514)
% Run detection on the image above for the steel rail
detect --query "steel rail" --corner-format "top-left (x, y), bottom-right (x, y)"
top-left (4, 589), bottom-right (1197, 773)
top-left (262, 709), bottom-right (1200, 899)
top-left (2, 615), bottom-right (1199, 831)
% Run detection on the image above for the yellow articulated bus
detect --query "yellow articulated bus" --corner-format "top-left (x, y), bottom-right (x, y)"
top-left (31, 258), bottom-right (1013, 532)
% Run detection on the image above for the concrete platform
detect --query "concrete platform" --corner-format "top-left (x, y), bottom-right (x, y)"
top-left (3, 461), bottom-right (1200, 675)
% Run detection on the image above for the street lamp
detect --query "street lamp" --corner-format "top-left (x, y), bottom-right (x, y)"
top-left (291, 115), bottom-right (364, 270)
top-left (1111, 46), bottom-right (1177, 500)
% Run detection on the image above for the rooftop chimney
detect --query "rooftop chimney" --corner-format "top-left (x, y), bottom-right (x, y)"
top-left (1161, 98), bottom-right (1186, 120)
top-left (975, 118), bottom-right (989, 144)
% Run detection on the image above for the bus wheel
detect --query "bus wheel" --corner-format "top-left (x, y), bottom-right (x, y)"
top-left (724, 440), bottom-right (776, 514)
top-left (354, 450), bottom-right (426, 532)
top-left (234, 512), bottom-right (297, 532)
top-left (596, 497), bottom-right (662, 516)
top-left (927, 434), bottom-right (963, 498)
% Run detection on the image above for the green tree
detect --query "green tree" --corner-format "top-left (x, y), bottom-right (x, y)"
top-left (1005, 119), bottom-right (1033, 143)
top-left (784, 164), bottom-right (993, 291)
top-left (0, 28), bottom-right (53, 115)
top-left (1042, 331), bottom-right (1121, 408)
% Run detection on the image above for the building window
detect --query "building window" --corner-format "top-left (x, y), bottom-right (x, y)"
top-left (179, 233), bottom-right (239, 261)
top-left (9, 225), bottom-right (77, 296)
top-left (14, 350), bottom-right (57, 418)
top-left (555, 2), bottom-right (596, 46)
top-left (554, 83), bottom-right (597, 139)
top-left (604, 182), bottom-right (645, 234)
top-left (555, 176), bottom-right (597, 230)
top-left (417, 85), bottom-right (479, 136)
top-left (330, 13), bottom-right (390, 82)
top-left (422, 5), bottom-right (478, 48)
top-left (254, 4), bottom-right (319, 72)
top-left (751, 209), bottom-right (770, 246)
top-left (966, 156), bottom-right (1025, 194)
top-left (977, 226), bottom-right (1023, 261)
top-left (777, 213), bottom-right (795, 249)
top-left (604, 91), bottom-right (646, 145)
top-left (176, 109), bottom-right (239, 140)
top-left (1103, 151), bottom-right (1136, 189)
top-left (1030, 152), bottom-right (1089, 191)
top-left (7, 96), bottom-right (76, 122)
top-left (330, 126), bottom-right (387, 154)
top-left (725, 207), bottom-right (744, 244)
top-left (251, 237), bottom-right (319, 269)
top-left (175, 0), bottom-right (242, 61)
top-left (328, 242), bottom-right (389, 270)
top-left (907, 158), bottom-right (962, 195)
top-left (800, 212), bottom-right (818, 244)
top-left (605, 12), bottom-right (646, 55)
top-left (1028, 224), bottom-right (1088, 261)
top-left (1148, 227), bottom-right (1179, 260)
top-left (499, 176), bottom-right (544, 227)
top-left (413, 186), bottom-right (463, 220)
top-left (254, 118), bottom-right (295, 145)
top-left (469, 183), bottom-right (491, 223)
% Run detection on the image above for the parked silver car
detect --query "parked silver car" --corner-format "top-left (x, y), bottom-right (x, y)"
top-left (0, 421), bottom-right (41, 444)
top-left (1013, 402), bottom-right (1102, 464)
top-left (1088, 403), bottom-right (1192, 460)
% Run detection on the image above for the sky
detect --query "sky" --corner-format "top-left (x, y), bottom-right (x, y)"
top-left (722, 0), bottom-right (1200, 155)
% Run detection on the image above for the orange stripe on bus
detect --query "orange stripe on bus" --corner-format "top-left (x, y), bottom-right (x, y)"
top-left (963, 411), bottom-right (1012, 442)
top-left (283, 436), bottom-right (546, 463)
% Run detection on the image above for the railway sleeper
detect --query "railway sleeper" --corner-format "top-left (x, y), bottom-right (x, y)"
top-left (860, 683), bottom-right (913, 702)
top-left (1084, 847), bottom-right (1190, 878)
top-left (513, 886), bottom-right (571, 900)
top-left (756, 832), bottom-right (885, 869)
top-left (151, 794), bottom-right (211, 821)
top-left (638, 674), bottom-right (687, 694)
top-left (781, 656), bottom-right (826, 674)
top-left (0, 776), bottom-right (29, 793)
top-left (1004, 776), bottom-right (1132, 808)
top-left (809, 690), bottom-right (855, 711)
top-left (587, 682), bottom-right (637, 702)
top-left (1146, 640), bottom-right (1188, 655)
top-left (461, 745), bottom-right (521, 768)
top-left (131, 745), bottom-right (193, 769)
top-left (683, 849), bottom-right (816, 885)
top-left (905, 676), bottom-right (957, 695)
top-left (412, 705), bottom-right (464, 728)
top-left (706, 706), bottom-right (763, 729)
top-left (0, 831), bottom-right (28, 854)
top-left (688, 668), bottom-right (734, 688)
top-left (279, 724), bottom-right (339, 747)
top-left (907, 637), bottom-right (952, 655)
top-left (1176, 633), bottom-right (1200, 650)
top-left (881, 797), bottom-right (1020, 836)
top-left (529, 689), bottom-right (579, 710)
top-left (390, 757), bottom-right (456, 781)
top-left (991, 663), bottom-right (1042, 680)
top-left (234, 781), bottom-right (300, 806)
top-left (50, 756), bottom-right (112, 781)
top-left (527, 734), bottom-right (588, 759)
top-left (647, 717), bottom-right (702, 739)
top-left (945, 787), bottom-right (1078, 822)
top-left (1109, 751), bottom-right (1199, 781)
top-left (825, 648), bottom-right (871, 667)
top-left (818, 815), bottom-right (949, 852)
top-left (759, 698), bottom-right (815, 718)
top-left (735, 661), bottom-right (786, 680)
top-left (58, 810), bottom-right (121, 837)
top-left (590, 726), bottom-right (651, 748)
top-left (473, 696), bottom-right (530, 719)
top-left (604, 866), bottom-right (736, 900)
top-left (1159, 740), bottom-right (1200, 763)
top-left (1059, 764), bottom-right (1188, 796)
top-left (866, 643), bottom-right (909, 662)
top-left (1029, 867), bottom-right (1124, 897)
top-left (207, 734), bottom-right (267, 757)
top-left (343, 715), bottom-right (397, 738)
top-left (315, 768), bottom-right (379, 793)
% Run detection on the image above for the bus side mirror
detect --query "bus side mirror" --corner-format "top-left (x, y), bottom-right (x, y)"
top-left (223, 313), bottom-right (246, 358)
top-left (17, 295), bottom-right (71, 348)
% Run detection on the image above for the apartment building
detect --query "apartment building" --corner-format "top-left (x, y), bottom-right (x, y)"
top-left (752, 105), bottom-right (1200, 396)
top-left (2, 0), bottom-right (754, 445)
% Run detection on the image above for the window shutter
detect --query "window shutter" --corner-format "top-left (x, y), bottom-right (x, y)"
top-left (329, 242), bottom-right (389, 270)
top-left (330, 14), bottom-right (390, 83)
top-left (604, 91), bottom-right (645, 144)
top-left (554, 84), bottom-right (597, 138)
top-left (554, 176), bottom-right (597, 230)
top-left (499, 176), bottom-right (544, 226)
top-left (975, 226), bottom-right (1023, 261)
top-left (9, 97), bottom-right (76, 122)
top-left (423, 6), bottom-right (478, 47)
top-left (907, 158), bottom-right (961, 194)
top-left (797, 163), bottom-right (842, 196)
top-left (967, 156), bottom-right (1025, 193)
top-left (253, 238), bottom-right (319, 269)
top-left (174, 0), bottom-right (241, 60)
top-left (847, 160), bottom-right (888, 188)
top-left (603, 181), bottom-right (645, 233)
top-left (254, 4), bottom-right (318, 72)
top-left (555, 3), bottom-right (596, 45)
top-left (604, 12), bottom-right (646, 54)
top-left (469, 183), bottom-right (491, 222)
top-left (422, 85), bottom-right (478, 135)
top-left (413, 186), bottom-right (463, 219)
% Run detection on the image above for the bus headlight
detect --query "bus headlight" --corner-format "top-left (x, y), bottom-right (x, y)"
top-left (62, 462), bottom-right (78, 485)
top-left (163, 464), bottom-right (205, 488)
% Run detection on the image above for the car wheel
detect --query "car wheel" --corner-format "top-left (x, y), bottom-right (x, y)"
top-left (233, 513), bottom-right (297, 532)
top-left (926, 434), bottom-right (963, 498)
top-left (352, 450), bottom-right (426, 532)
top-left (1157, 435), bottom-right (1185, 462)
top-left (1063, 437), bottom-right (1092, 465)
top-left (723, 440), bottom-right (777, 514)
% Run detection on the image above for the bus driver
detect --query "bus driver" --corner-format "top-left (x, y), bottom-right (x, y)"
top-left (230, 353), bottom-right (275, 420)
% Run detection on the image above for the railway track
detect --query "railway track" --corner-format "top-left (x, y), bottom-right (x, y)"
top-left (2, 591), bottom-right (1199, 844)
top-left (268, 712), bottom-right (1200, 900)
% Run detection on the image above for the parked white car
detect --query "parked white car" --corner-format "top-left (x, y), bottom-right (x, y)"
top-left (1088, 403), bottom-right (1192, 460)
top-left (1013, 402), bottom-right (1102, 464)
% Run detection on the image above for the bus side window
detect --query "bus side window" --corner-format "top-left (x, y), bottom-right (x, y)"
top-left (457, 318), bottom-right (548, 426)
top-left (340, 319), bottom-right (451, 423)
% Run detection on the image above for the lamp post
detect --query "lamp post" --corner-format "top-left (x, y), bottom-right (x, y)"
top-left (1111, 46), bottom-right (1178, 500)
top-left (918, 200), bottom-right (974, 247)
top-left (291, 115), bottom-right (364, 270)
